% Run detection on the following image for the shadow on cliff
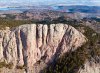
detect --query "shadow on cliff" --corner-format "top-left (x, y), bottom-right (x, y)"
top-left (40, 42), bottom-right (89, 73)
top-left (40, 25), bottom-right (100, 73)
top-left (38, 24), bottom-right (86, 73)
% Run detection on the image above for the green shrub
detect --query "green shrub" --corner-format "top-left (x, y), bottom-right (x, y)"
top-left (0, 61), bottom-right (13, 69)
top-left (6, 62), bottom-right (13, 69)
top-left (16, 65), bottom-right (25, 69)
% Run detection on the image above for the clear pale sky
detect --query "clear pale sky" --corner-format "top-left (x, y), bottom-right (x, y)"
top-left (0, 0), bottom-right (100, 6)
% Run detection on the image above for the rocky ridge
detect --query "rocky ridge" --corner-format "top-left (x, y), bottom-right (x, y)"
top-left (0, 24), bottom-right (86, 73)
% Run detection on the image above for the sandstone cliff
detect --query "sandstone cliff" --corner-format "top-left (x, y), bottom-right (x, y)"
top-left (0, 24), bottom-right (86, 73)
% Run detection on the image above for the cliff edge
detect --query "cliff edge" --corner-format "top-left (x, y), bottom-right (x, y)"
top-left (0, 24), bottom-right (86, 73)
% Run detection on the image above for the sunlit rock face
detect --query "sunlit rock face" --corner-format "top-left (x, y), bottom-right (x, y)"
top-left (0, 24), bottom-right (86, 73)
top-left (78, 58), bottom-right (100, 73)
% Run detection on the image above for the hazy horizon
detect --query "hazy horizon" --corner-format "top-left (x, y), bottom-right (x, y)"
top-left (0, 0), bottom-right (100, 7)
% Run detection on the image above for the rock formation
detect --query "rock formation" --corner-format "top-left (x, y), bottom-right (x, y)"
top-left (0, 24), bottom-right (86, 73)
top-left (78, 57), bottom-right (100, 73)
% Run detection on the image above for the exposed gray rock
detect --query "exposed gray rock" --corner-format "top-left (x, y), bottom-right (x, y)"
top-left (78, 57), bottom-right (100, 73)
top-left (0, 24), bottom-right (86, 73)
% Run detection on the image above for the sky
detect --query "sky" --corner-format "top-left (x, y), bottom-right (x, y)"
top-left (0, 0), bottom-right (100, 6)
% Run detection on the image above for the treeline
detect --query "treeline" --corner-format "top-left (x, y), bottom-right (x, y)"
top-left (35, 16), bottom-right (80, 25)
top-left (0, 16), bottom-right (81, 29)
top-left (0, 18), bottom-right (33, 29)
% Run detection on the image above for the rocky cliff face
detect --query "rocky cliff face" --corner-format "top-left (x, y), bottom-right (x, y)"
top-left (0, 24), bottom-right (86, 73)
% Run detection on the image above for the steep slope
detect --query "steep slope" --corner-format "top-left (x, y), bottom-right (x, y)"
top-left (0, 24), bottom-right (86, 73)
top-left (77, 26), bottom-right (100, 73)
top-left (42, 24), bottom-right (100, 73)
top-left (78, 59), bottom-right (100, 73)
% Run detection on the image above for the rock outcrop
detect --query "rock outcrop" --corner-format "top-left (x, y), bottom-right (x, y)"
top-left (0, 24), bottom-right (86, 73)
top-left (78, 57), bottom-right (100, 73)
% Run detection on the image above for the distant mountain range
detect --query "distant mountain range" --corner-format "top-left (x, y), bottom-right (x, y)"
top-left (51, 5), bottom-right (100, 13)
top-left (0, 5), bottom-right (100, 13)
top-left (50, 5), bottom-right (100, 18)
top-left (0, 5), bottom-right (100, 19)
